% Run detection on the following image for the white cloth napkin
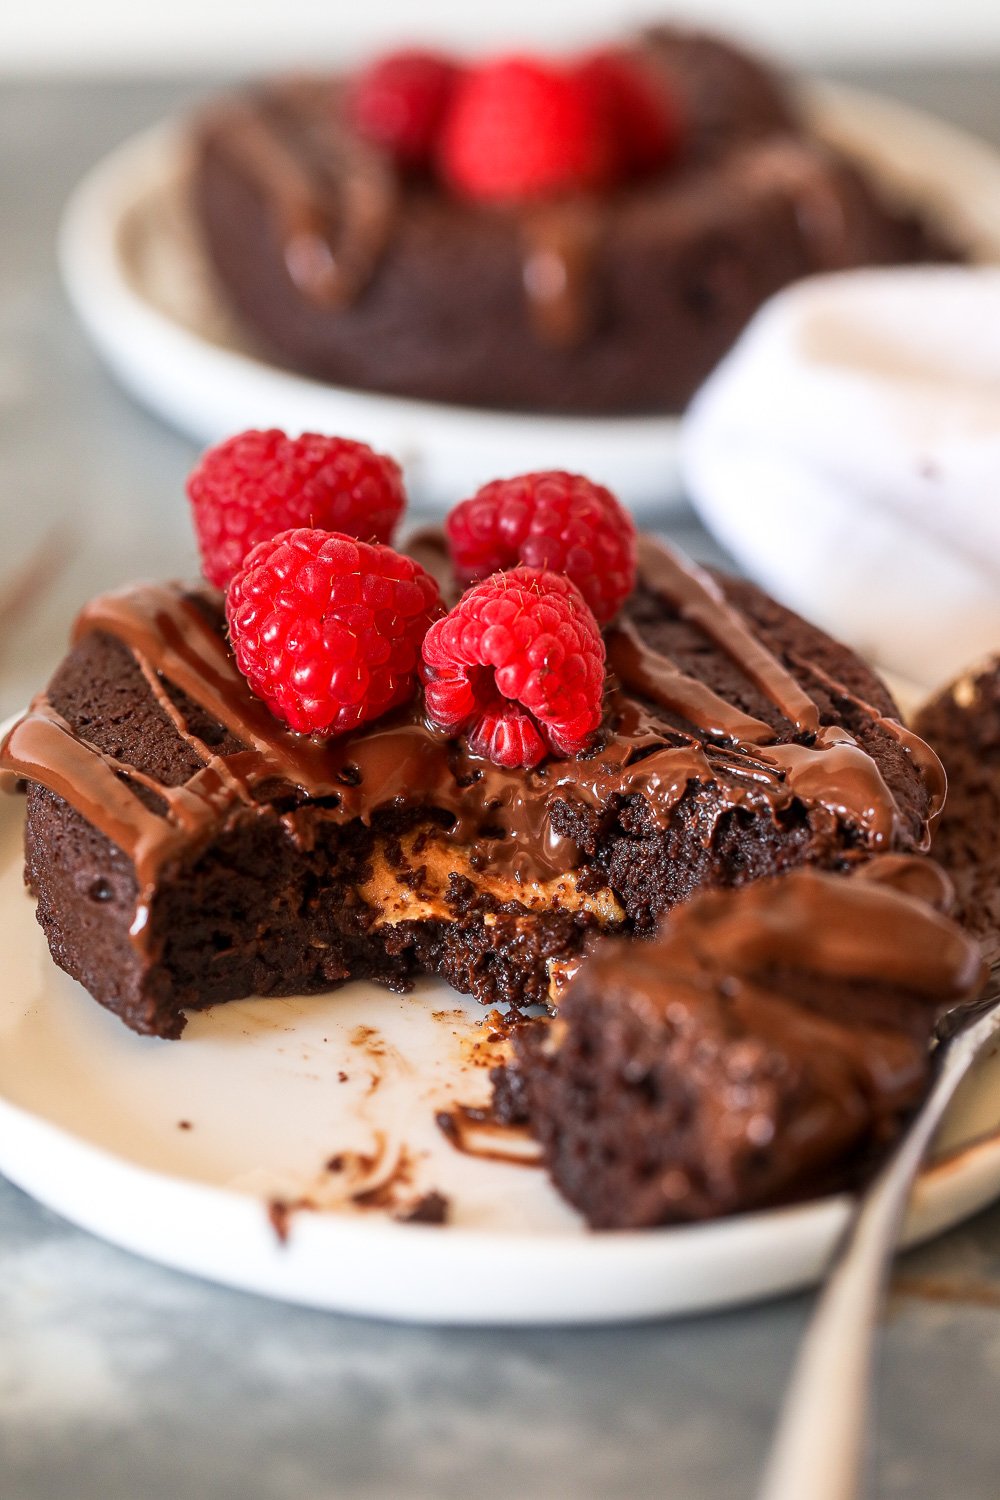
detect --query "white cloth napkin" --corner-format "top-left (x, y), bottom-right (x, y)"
top-left (680, 266), bottom-right (1000, 689)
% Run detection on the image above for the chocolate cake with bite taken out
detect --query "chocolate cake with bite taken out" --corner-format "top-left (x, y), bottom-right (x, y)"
top-left (1, 433), bottom-right (970, 1229)
top-left (494, 860), bottom-right (985, 1227)
top-left (192, 25), bottom-right (957, 415)
top-left (1, 526), bottom-right (944, 1040)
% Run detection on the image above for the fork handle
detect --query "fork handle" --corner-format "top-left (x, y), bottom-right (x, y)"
top-left (756, 1005), bottom-right (1000, 1500)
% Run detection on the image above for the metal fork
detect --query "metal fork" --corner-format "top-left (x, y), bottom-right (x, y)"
top-left (757, 973), bottom-right (1000, 1500)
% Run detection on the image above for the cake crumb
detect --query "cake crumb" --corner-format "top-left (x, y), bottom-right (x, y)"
top-left (395, 1191), bottom-right (449, 1225)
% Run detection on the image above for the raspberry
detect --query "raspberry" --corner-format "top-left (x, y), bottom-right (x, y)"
top-left (348, 49), bottom-right (460, 170)
top-left (577, 49), bottom-right (684, 179)
top-left (226, 528), bottom-right (442, 736)
top-left (421, 568), bottom-right (606, 769)
top-left (188, 429), bottom-right (406, 590)
top-left (445, 471), bottom-right (637, 626)
top-left (440, 56), bottom-right (614, 204)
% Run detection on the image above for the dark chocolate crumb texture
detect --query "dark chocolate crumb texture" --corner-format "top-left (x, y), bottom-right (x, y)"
top-left (193, 25), bottom-right (957, 415)
top-left (497, 862), bottom-right (985, 1229)
top-left (915, 658), bottom-right (1000, 968)
top-left (1, 532), bottom-right (944, 1040)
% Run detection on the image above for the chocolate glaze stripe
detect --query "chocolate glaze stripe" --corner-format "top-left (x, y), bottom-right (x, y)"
top-left (611, 546), bottom-right (912, 847)
top-left (75, 584), bottom-right (348, 798)
top-left (722, 989), bottom-right (921, 1103)
top-left (3, 695), bottom-right (282, 903)
top-left (637, 537), bottom-right (821, 733)
top-left (753, 729), bottom-right (904, 846)
top-left (521, 201), bottom-right (605, 348)
top-left (288, 100), bottom-right (399, 307)
top-left (2, 701), bottom-right (197, 918)
top-left (850, 851), bottom-right (954, 911)
top-left (132, 650), bottom-right (244, 798)
top-left (671, 869), bottom-right (986, 1001)
top-left (791, 652), bottom-right (947, 822)
top-left (203, 101), bottom-right (337, 305)
top-left (659, 973), bottom-right (927, 1124)
top-left (605, 616), bottom-right (775, 745)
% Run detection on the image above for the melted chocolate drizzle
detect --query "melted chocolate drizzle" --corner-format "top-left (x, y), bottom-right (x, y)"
top-left (0, 537), bottom-right (944, 949)
top-left (201, 82), bottom-right (398, 309)
top-left (661, 867), bottom-right (984, 1004)
top-left (521, 201), bottom-right (606, 347)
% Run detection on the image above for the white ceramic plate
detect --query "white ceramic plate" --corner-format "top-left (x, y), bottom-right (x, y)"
top-left (58, 83), bottom-right (1000, 516)
top-left (2, 782), bottom-right (1000, 1325)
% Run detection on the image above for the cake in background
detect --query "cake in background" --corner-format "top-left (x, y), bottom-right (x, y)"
top-left (191, 25), bottom-right (957, 416)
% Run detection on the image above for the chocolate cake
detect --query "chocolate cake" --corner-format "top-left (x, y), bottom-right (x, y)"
top-left (192, 26), bottom-right (955, 416)
top-left (915, 659), bottom-right (1000, 967)
top-left (496, 862), bottom-right (985, 1228)
top-left (1, 534), bottom-right (943, 1040)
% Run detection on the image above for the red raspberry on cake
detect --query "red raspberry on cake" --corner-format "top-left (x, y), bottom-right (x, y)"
top-left (188, 429), bottom-right (406, 590)
top-left (577, 48), bottom-right (684, 178)
top-left (227, 528), bottom-right (442, 736)
top-left (445, 470), bottom-right (637, 625)
top-left (421, 568), bottom-right (606, 769)
top-left (440, 56), bottom-right (614, 203)
top-left (348, 49), bottom-right (460, 170)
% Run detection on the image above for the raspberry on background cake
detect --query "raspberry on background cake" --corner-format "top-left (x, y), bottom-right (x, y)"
top-left (191, 25), bottom-right (958, 417)
top-left (348, 49), bottom-right (460, 171)
top-left (0, 433), bottom-right (945, 1044)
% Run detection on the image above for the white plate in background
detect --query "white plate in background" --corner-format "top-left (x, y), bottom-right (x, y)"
top-left (1, 784), bottom-right (1000, 1325)
top-left (58, 82), bottom-right (1000, 517)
